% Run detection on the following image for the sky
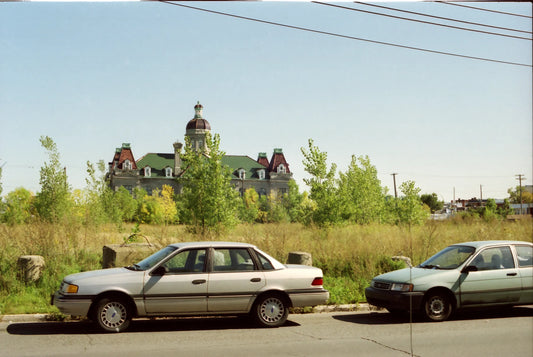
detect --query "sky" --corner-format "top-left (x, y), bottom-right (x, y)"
top-left (1, 1), bottom-right (531, 202)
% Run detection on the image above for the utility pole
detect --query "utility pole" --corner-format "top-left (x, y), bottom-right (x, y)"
top-left (480, 185), bottom-right (483, 207)
top-left (391, 173), bottom-right (398, 198)
top-left (516, 174), bottom-right (525, 214)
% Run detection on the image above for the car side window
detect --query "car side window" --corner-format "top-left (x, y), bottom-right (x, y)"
top-left (256, 252), bottom-right (274, 271)
top-left (474, 247), bottom-right (515, 270)
top-left (162, 249), bottom-right (206, 273)
top-left (212, 248), bottom-right (257, 272)
top-left (515, 245), bottom-right (533, 268)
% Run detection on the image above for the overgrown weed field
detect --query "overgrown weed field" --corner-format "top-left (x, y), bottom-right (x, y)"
top-left (1, 219), bottom-right (531, 314)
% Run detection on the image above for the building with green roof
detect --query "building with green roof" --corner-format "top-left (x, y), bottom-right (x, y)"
top-left (107, 102), bottom-right (293, 197)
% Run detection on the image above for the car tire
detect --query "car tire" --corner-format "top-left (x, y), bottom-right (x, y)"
top-left (95, 297), bottom-right (131, 333)
top-left (423, 292), bottom-right (452, 322)
top-left (252, 294), bottom-right (289, 328)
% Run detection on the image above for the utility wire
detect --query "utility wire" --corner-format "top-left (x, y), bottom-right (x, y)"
top-left (159, 1), bottom-right (531, 68)
top-left (437, 1), bottom-right (533, 19)
top-left (354, 1), bottom-right (532, 35)
top-left (313, 2), bottom-right (531, 41)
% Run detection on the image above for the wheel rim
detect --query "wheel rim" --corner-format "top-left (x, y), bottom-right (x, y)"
top-left (100, 301), bottom-right (127, 329)
top-left (260, 297), bottom-right (285, 323)
top-left (427, 296), bottom-right (446, 317)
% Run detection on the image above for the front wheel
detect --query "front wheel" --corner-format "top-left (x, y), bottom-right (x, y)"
top-left (423, 292), bottom-right (452, 322)
top-left (252, 294), bottom-right (289, 328)
top-left (95, 297), bottom-right (131, 333)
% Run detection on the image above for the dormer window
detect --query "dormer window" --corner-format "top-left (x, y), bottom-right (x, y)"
top-left (144, 166), bottom-right (151, 177)
top-left (238, 169), bottom-right (246, 180)
top-left (123, 159), bottom-right (132, 170)
top-left (258, 169), bottom-right (265, 180)
top-left (277, 164), bottom-right (286, 174)
top-left (165, 167), bottom-right (173, 178)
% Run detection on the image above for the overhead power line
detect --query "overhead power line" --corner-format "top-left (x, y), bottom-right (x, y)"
top-left (159, 1), bottom-right (532, 68)
top-left (313, 2), bottom-right (532, 41)
top-left (354, 1), bottom-right (532, 35)
top-left (437, 1), bottom-right (533, 19)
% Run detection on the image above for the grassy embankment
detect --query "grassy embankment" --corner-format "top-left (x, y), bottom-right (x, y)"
top-left (0, 219), bottom-right (531, 315)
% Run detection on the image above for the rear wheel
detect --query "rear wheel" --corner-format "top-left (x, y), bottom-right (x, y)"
top-left (94, 297), bottom-right (131, 332)
top-left (252, 294), bottom-right (289, 328)
top-left (423, 292), bottom-right (452, 322)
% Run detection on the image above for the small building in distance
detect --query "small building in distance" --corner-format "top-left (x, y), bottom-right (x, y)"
top-left (107, 102), bottom-right (293, 197)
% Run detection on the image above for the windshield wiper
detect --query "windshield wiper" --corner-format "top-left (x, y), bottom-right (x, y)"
top-left (420, 264), bottom-right (441, 269)
top-left (125, 264), bottom-right (142, 271)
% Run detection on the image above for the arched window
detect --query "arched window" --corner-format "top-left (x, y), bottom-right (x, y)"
top-left (258, 169), bottom-right (265, 180)
top-left (165, 167), bottom-right (173, 178)
top-left (123, 160), bottom-right (132, 170)
top-left (238, 169), bottom-right (246, 180)
top-left (277, 164), bottom-right (286, 174)
top-left (144, 166), bottom-right (151, 177)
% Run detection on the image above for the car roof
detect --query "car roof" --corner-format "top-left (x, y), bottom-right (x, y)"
top-left (452, 240), bottom-right (532, 249)
top-left (168, 241), bottom-right (257, 249)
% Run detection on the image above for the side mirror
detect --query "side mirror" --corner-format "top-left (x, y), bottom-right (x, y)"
top-left (462, 265), bottom-right (478, 274)
top-left (151, 266), bottom-right (168, 276)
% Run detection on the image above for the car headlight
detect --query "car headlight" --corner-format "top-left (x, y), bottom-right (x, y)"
top-left (61, 283), bottom-right (79, 294)
top-left (390, 283), bottom-right (413, 292)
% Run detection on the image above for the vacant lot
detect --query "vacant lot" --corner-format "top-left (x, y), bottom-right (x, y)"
top-left (1, 219), bottom-right (531, 314)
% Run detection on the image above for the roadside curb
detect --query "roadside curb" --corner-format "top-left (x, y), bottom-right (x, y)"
top-left (0, 304), bottom-right (376, 323)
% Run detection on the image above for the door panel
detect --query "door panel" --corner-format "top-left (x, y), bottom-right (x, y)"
top-left (460, 246), bottom-right (521, 306)
top-left (143, 249), bottom-right (208, 314)
top-left (207, 248), bottom-right (266, 312)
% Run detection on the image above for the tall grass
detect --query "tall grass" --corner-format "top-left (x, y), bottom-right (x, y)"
top-left (0, 219), bottom-right (531, 314)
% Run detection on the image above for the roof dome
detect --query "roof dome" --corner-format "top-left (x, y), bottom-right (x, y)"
top-left (186, 101), bottom-right (211, 131)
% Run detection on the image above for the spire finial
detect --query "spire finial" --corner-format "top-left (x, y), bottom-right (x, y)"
top-left (194, 101), bottom-right (203, 119)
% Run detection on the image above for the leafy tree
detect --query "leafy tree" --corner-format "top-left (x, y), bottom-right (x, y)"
top-left (497, 199), bottom-right (514, 218)
top-left (157, 185), bottom-right (178, 224)
top-left (281, 179), bottom-right (307, 223)
top-left (507, 186), bottom-right (533, 204)
top-left (238, 188), bottom-right (261, 223)
top-left (1, 187), bottom-right (34, 225)
top-left (34, 136), bottom-right (71, 222)
top-left (337, 155), bottom-right (386, 224)
top-left (396, 180), bottom-right (429, 227)
top-left (112, 186), bottom-right (138, 222)
top-left (420, 193), bottom-right (444, 213)
top-left (301, 139), bottom-right (341, 226)
top-left (179, 133), bottom-right (239, 235)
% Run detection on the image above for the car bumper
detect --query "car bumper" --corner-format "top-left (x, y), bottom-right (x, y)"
top-left (365, 287), bottom-right (424, 311)
top-left (288, 289), bottom-right (329, 307)
top-left (51, 291), bottom-right (92, 317)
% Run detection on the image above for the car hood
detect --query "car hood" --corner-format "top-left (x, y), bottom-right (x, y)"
top-left (64, 267), bottom-right (136, 283)
top-left (373, 267), bottom-right (459, 284)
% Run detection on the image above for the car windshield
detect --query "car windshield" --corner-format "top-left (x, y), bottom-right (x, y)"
top-left (419, 245), bottom-right (475, 270)
top-left (130, 246), bottom-right (177, 271)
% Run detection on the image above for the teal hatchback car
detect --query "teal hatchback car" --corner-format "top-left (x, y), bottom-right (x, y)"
top-left (365, 240), bottom-right (533, 321)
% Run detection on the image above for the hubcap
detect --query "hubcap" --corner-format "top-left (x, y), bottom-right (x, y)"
top-left (260, 297), bottom-right (284, 322)
top-left (429, 297), bottom-right (445, 316)
top-left (101, 302), bottom-right (127, 328)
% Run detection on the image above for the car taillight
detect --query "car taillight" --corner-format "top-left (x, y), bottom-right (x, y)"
top-left (312, 277), bottom-right (323, 286)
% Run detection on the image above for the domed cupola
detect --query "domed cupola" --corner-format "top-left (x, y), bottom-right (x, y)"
top-left (185, 101), bottom-right (211, 152)
top-left (186, 101), bottom-right (211, 131)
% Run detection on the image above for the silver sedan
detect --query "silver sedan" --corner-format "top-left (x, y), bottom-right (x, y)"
top-left (52, 242), bottom-right (329, 332)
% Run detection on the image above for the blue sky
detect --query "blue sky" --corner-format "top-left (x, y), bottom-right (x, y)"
top-left (1, 1), bottom-right (531, 202)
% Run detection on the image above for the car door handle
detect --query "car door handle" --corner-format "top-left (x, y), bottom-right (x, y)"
top-left (507, 273), bottom-right (517, 276)
top-left (250, 278), bottom-right (261, 283)
top-left (192, 279), bottom-right (206, 285)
